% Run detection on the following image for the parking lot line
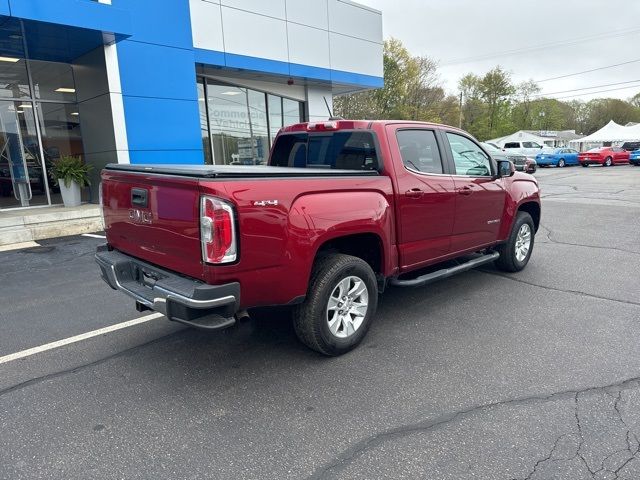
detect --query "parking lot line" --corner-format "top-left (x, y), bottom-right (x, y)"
top-left (82, 233), bottom-right (107, 239)
top-left (0, 313), bottom-right (164, 365)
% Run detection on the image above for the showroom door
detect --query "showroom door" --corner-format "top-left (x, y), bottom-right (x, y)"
top-left (0, 100), bottom-right (50, 208)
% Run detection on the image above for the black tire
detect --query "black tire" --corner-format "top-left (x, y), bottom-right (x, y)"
top-left (558, 159), bottom-right (565, 168)
top-left (581, 163), bottom-right (588, 167)
top-left (604, 157), bottom-right (612, 167)
top-left (494, 211), bottom-right (535, 273)
top-left (293, 254), bottom-right (378, 356)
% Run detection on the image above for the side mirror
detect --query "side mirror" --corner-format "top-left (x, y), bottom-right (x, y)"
top-left (497, 160), bottom-right (515, 178)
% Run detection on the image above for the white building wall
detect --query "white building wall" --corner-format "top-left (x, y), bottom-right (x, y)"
top-left (189, 0), bottom-right (383, 78)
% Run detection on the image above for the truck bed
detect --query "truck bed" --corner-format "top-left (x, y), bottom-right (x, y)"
top-left (104, 164), bottom-right (379, 178)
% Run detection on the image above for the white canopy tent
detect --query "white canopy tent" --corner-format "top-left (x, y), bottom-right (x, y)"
top-left (487, 131), bottom-right (551, 147)
top-left (569, 120), bottom-right (640, 144)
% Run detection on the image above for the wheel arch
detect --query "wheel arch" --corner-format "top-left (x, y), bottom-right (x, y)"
top-left (518, 201), bottom-right (540, 232)
top-left (314, 232), bottom-right (385, 276)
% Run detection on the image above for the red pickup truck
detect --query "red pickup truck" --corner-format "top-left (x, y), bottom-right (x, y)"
top-left (96, 120), bottom-right (540, 356)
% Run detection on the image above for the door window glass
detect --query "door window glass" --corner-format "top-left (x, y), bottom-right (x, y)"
top-left (283, 98), bottom-right (303, 127)
top-left (396, 129), bottom-right (443, 174)
top-left (0, 59), bottom-right (30, 100)
top-left (268, 94), bottom-right (283, 146)
top-left (0, 101), bottom-right (48, 208)
top-left (503, 142), bottom-right (519, 149)
top-left (446, 132), bottom-right (492, 177)
top-left (29, 60), bottom-right (77, 102)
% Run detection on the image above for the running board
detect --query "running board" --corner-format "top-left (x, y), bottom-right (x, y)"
top-left (390, 252), bottom-right (500, 288)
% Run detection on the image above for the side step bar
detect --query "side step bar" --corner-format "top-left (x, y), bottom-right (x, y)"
top-left (390, 252), bottom-right (500, 288)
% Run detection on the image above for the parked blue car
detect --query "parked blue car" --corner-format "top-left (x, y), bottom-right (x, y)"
top-left (535, 148), bottom-right (580, 167)
top-left (630, 149), bottom-right (640, 166)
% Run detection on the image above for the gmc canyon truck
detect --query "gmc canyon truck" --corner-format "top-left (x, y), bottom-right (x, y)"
top-left (96, 120), bottom-right (540, 356)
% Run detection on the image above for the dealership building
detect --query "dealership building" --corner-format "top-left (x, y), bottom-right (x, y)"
top-left (0, 0), bottom-right (383, 209)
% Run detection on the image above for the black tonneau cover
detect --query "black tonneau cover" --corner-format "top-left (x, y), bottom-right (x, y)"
top-left (104, 164), bottom-right (379, 178)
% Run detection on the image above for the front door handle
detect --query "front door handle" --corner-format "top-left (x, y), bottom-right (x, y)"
top-left (405, 188), bottom-right (424, 198)
top-left (457, 186), bottom-right (473, 196)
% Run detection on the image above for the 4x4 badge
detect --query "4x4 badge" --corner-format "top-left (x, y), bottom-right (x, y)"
top-left (253, 200), bottom-right (278, 207)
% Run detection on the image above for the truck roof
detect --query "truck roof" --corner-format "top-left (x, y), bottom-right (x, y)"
top-left (280, 119), bottom-right (468, 135)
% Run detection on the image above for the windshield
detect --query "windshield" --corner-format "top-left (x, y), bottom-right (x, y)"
top-left (480, 142), bottom-right (501, 153)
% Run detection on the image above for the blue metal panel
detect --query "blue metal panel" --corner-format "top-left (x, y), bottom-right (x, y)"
top-left (22, 20), bottom-right (114, 63)
top-left (193, 48), bottom-right (226, 68)
top-left (224, 52), bottom-right (290, 76)
top-left (9, 0), bottom-right (131, 36)
top-left (195, 49), bottom-right (384, 89)
top-left (129, 150), bottom-right (205, 165)
top-left (111, 0), bottom-right (192, 49)
top-left (331, 69), bottom-right (384, 88)
top-left (117, 40), bottom-right (199, 100)
top-left (122, 96), bottom-right (202, 152)
top-left (289, 63), bottom-right (332, 83)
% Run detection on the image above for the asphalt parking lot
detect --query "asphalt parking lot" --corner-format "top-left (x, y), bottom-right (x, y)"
top-left (1, 165), bottom-right (640, 479)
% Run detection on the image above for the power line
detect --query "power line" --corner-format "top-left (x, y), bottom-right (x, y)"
top-left (545, 84), bottom-right (640, 100)
top-left (535, 79), bottom-right (640, 97)
top-left (441, 27), bottom-right (640, 66)
top-left (535, 59), bottom-right (640, 82)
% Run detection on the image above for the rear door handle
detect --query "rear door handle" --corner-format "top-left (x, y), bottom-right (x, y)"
top-left (457, 186), bottom-right (473, 196)
top-left (405, 188), bottom-right (424, 198)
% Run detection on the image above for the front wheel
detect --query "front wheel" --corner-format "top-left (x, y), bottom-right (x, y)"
top-left (604, 157), bottom-right (613, 167)
top-left (558, 159), bottom-right (566, 168)
top-left (293, 254), bottom-right (378, 356)
top-left (581, 163), bottom-right (588, 167)
top-left (494, 211), bottom-right (535, 273)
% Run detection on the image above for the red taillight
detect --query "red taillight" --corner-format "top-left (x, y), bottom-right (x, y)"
top-left (200, 195), bottom-right (237, 264)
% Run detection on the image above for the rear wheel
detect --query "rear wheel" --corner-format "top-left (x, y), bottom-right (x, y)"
top-left (558, 159), bottom-right (566, 168)
top-left (604, 157), bottom-right (613, 167)
top-left (581, 163), bottom-right (588, 167)
top-left (293, 254), bottom-right (378, 356)
top-left (495, 211), bottom-right (535, 273)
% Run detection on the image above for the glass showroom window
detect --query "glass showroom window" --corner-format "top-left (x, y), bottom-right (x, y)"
top-left (0, 50), bottom-right (84, 209)
top-left (199, 77), bottom-right (305, 165)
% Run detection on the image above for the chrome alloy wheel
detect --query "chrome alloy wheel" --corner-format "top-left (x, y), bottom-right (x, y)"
top-left (326, 276), bottom-right (369, 338)
top-left (515, 223), bottom-right (532, 262)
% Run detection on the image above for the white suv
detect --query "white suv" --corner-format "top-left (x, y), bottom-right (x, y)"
top-left (503, 141), bottom-right (544, 157)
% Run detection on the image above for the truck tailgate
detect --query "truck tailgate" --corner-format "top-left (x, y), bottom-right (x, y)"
top-left (101, 169), bottom-right (204, 280)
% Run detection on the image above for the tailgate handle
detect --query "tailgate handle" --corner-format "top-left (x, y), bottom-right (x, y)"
top-left (131, 188), bottom-right (148, 207)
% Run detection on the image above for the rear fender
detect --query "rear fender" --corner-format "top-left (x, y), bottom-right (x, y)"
top-left (286, 191), bottom-right (394, 296)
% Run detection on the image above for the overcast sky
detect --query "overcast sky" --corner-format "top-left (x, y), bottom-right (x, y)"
top-left (357, 0), bottom-right (640, 102)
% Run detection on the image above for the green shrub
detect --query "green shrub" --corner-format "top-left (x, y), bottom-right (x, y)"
top-left (51, 155), bottom-right (92, 189)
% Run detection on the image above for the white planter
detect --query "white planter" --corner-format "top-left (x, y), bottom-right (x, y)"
top-left (59, 180), bottom-right (82, 207)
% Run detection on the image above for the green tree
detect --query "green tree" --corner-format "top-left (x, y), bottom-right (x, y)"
top-left (478, 67), bottom-right (515, 138)
top-left (511, 80), bottom-right (541, 130)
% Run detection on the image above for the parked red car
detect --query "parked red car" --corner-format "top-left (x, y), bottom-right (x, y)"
top-left (96, 120), bottom-right (541, 356)
top-left (578, 147), bottom-right (630, 167)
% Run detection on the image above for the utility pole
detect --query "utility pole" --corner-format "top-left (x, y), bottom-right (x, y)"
top-left (458, 92), bottom-right (463, 128)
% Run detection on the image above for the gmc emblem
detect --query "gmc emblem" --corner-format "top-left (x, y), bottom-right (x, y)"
top-left (129, 209), bottom-right (152, 225)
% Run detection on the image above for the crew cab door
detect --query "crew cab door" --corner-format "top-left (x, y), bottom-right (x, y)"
top-left (442, 131), bottom-right (506, 253)
top-left (386, 125), bottom-right (456, 270)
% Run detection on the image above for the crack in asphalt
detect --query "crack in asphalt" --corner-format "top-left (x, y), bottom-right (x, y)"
top-left (537, 224), bottom-right (640, 256)
top-left (521, 433), bottom-right (576, 480)
top-left (477, 270), bottom-right (640, 308)
top-left (307, 378), bottom-right (640, 480)
top-left (0, 330), bottom-right (185, 398)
